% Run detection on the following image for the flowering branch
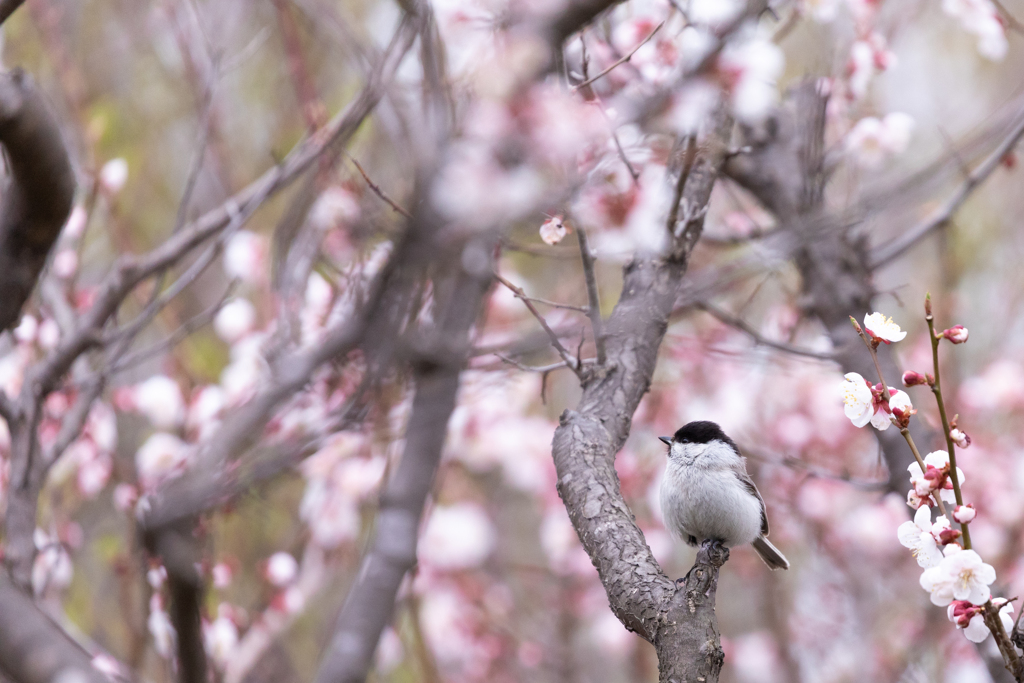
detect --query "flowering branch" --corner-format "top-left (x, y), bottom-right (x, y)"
top-left (924, 295), bottom-right (972, 549)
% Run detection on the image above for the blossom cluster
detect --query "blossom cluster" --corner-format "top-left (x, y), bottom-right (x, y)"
top-left (840, 309), bottom-right (1013, 645)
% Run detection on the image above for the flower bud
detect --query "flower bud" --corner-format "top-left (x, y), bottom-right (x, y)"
top-left (953, 504), bottom-right (976, 524)
top-left (902, 370), bottom-right (928, 387)
top-left (924, 294), bottom-right (932, 316)
top-left (907, 489), bottom-right (931, 509)
top-left (942, 325), bottom-right (969, 344)
top-left (937, 527), bottom-right (962, 545)
top-left (950, 427), bottom-right (971, 449)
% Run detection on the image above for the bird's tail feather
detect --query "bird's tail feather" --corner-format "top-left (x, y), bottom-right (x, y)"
top-left (752, 536), bottom-right (790, 570)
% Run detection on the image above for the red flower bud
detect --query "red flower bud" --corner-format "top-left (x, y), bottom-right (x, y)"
top-left (902, 371), bottom-right (927, 387)
top-left (942, 325), bottom-right (969, 344)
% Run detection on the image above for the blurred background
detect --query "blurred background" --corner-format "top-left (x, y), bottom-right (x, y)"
top-left (2, 0), bottom-right (1024, 682)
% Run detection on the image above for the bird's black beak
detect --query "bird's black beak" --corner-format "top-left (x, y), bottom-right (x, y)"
top-left (658, 436), bottom-right (672, 446)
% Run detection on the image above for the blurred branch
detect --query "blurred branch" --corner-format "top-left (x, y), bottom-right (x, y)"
top-left (494, 273), bottom-right (587, 379)
top-left (870, 107), bottom-right (1024, 268)
top-left (576, 228), bottom-right (606, 364)
top-left (0, 573), bottom-right (106, 683)
top-left (313, 258), bottom-right (492, 683)
top-left (0, 69), bottom-right (75, 333)
top-left (697, 301), bottom-right (836, 361)
top-left (347, 154), bottom-right (411, 219)
top-left (0, 0), bottom-right (24, 27)
top-left (551, 107), bottom-right (733, 683)
top-left (571, 20), bottom-right (663, 92)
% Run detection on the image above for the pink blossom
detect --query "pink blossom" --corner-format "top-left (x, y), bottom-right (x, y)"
top-left (91, 653), bottom-right (124, 679)
top-left (846, 115), bottom-right (915, 169)
top-left (135, 432), bottom-right (189, 490)
top-left (943, 0), bottom-right (1007, 60)
top-left (64, 205), bottom-right (87, 238)
top-left (539, 215), bottom-right (568, 245)
top-left (99, 158), bottom-right (128, 194)
top-left (719, 33), bottom-right (785, 124)
top-left (212, 562), bottom-right (233, 589)
top-left (908, 450), bottom-right (965, 505)
top-left (187, 385), bottom-right (227, 439)
top-left (52, 249), bottom-right (78, 279)
top-left (214, 298), bottom-right (256, 343)
top-left (14, 315), bottom-right (37, 344)
top-left (38, 319), bottom-right (60, 350)
top-left (133, 375), bottom-right (185, 429)
top-left (112, 483), bottom-right (138, 512)
top-left (204, 607), bottom-right (239, 668)
top-left (309, 186), bottom-right (360, 231)
top-left (148, 601), bottom-right (176, 659)
top-left (265, 552), bottom-right (298, 587)
top-left (419, 503), bottom-right (496, 570)
top-left (31, 530), bottom-right (73, 596)
top-left (224, 230), bottom-right (268, 285)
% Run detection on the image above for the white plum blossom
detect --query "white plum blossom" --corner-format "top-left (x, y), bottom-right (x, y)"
top-left (846, 115), bottom-right (915, 169)
top-left (100, 158), bottom-right (129, 194)
top-left (136, 432), bottom-right (189, 490)
top-left (948, 598), bottom-right (1013, 643)
top-left (687, 0), bottom-right (744, 29)
top-left (214, 298), bottom-right (257, 343)
top-left (224, 230), bottom-right (268, 285)
top-left (954, 504), bottom-right (977, 524)
top-left (897, 505), bottom-right (944, 568)
top-left (112, 483), bottom-right (138, 512)
top-left (950, 427), bottom-right (971, 448)
top-left (134, 375), bottom-right (185, 429)
top-left (841, 372), bottom-right (872, 426)
top-left (31, 530), bottom-right (73, 596)
top-left (908, 450), bottom-right (965, 505)
top-left (13, 315), bottom-right (37, 344)
top-left (38, 319), bottom-right (60, 350)
top-left (718, 32), bottom-right (785, 124)
top-left (419, 502), bottom-right (496, 570)
top-left (309, 186), bottom-right (360, 231)
top-left (863, 312), bottom-right (907, 343)
top-left (539, 215), bottom-right (568, 245)
top-left (148, 598), bottom-right (176, 659)
top-left (187, 385), bottom-right (227, 439)
top-left (870, 389), bottom-right (912, 431)
top-left (920, 548), bottom-right (995, 606)
top-left (943, 0), bottom-right (1008, 60)
top-left (204, 606), bottom-right (239, 669)
top-left (265, 552), bottom-right (298, 587)
top-left (64, 205), bottom-right (87, 238)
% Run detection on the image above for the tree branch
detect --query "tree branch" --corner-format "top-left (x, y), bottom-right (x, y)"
top-left (0, 573), bottom-right (106, 683)
top-left (0, 69), bottom-right (76, 333)
top-left (551, 107), bottom-right (733, 682)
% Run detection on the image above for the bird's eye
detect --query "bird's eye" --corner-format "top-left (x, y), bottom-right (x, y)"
top-left (681, 438), bottom-right (689, 443)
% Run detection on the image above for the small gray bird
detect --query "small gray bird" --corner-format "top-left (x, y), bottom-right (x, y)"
top-left (659, 421), bottom-right (789, 570)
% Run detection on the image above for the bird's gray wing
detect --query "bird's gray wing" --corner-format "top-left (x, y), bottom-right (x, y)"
top-left (733, 463), bottom-right (769, 537)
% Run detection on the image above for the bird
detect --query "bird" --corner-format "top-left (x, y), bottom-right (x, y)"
top-left (659, 420), bottom-right (789, 570)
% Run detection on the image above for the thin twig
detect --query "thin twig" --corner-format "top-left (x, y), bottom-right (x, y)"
top-left (347, 154), bottom-right (412, 218)
top-left (494, 354), bottom-right (596, 373)
top-left (925, 297), bottom-right (972, 548)
top-left (572, 21), bottom-right (664, 92)
top-left (698, 302), bottom-right (835, 361)
top-left (576, 228), bottom-right (606, 364)
top-left (494, 274), bottom-right (589, 312)
top-left (493, 273), bottom-right (585, 379)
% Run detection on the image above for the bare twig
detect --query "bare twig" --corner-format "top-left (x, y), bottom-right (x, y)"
top-left (347, 154), bottom-right (412, 218)
top-left (576, 228), bottom-right (606, 364)
top-left (494, 273), bottom-right (588, 312)
top-left (494, 273), bottom-right (586, 378)
top-left (572, 21), bottom-right (663, 91)
top-left (698, 301), bottom-right (836, 361)
top-left (494, 354), bottom-right (596, 373)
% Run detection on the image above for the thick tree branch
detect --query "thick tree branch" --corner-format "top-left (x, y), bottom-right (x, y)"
top-left (725, 81), bottom-right (933, 493)
top-left (551, 108), bottom-right (732, 683)
top-left (0, 0), bottom-right (24, 28)
top-left (0, 573), bottom-right (106, 683)
top-left (0, 69), bottom-right (75, 333)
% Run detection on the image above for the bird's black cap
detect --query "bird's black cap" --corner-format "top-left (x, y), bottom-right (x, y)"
top-left (661, 420), bottom-right (729, 446)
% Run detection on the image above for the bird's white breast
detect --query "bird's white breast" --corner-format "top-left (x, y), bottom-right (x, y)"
top-left (659, 446), bottom-right (763, 547)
